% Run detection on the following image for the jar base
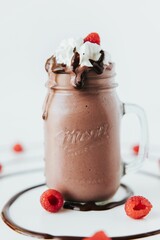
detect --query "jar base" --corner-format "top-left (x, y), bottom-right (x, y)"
top-left (63, 183), bottom-right (133, 211)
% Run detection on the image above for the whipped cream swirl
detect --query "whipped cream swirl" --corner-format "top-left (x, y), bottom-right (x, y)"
top-left (54, 37), bottom-right (111, 67)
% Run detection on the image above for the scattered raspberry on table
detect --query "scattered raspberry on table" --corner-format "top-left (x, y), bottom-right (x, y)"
top-left (132, 144), bottom-right (139, 155)
top-left (125, 196), bottom-right (152, 219)
top-left (40, 189), bottom-right (64, 213)
top-left (12, 143), bottom-right (24, 153)
top-left (83, 231), bottom-right (111, 240)
top-left (0, 163), bottom-right (2, 173)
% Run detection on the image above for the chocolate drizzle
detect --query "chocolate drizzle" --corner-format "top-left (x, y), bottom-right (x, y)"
top-left (1, 169), bottom-right (160, 239)
top-left (1, 182), bottom-right (133, 239)
top-left (71, 51), bottom-right (80, 71)
top-left (42, 89), bottom-right (54, 120)
top-left (72, 66), bottom-right (88, 89)
top-left (89, 50), bottom-right (104, 74)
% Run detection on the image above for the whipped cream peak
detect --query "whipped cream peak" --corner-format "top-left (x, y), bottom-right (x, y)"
top-left (54, 38), bottom-right (83, 66)
top-left (78, 41), bottom-right (101, 67)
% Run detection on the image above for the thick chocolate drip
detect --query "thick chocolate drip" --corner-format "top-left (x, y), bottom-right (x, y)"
top-left (71, 51), bottom-right (80, 71)
top-left (89, 50), bottom-right (104, 74)
top-left (42, 90), bottom-right (54, 120)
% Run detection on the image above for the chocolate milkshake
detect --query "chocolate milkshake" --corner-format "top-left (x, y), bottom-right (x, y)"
top-left (43, 33), bottom-right (148, 202)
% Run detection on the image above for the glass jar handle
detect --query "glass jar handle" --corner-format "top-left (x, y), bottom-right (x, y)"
top-left (122, 103), bottom-right (149, 175)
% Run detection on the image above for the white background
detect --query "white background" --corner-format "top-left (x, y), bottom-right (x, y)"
top-left (0, 0), bottom-right (160, 147)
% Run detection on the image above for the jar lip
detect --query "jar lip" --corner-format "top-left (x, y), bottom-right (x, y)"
top-left (48, 78), bottom-right (118, 91)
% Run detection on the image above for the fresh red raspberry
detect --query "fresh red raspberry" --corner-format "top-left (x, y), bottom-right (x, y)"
top-left (132, 144), bottom-right (139, 155)
top-left (83, 231), bottom-right (111, 240)
top-left (125, 196), bottom-right (152, 219)
top-left (0, 163), bottom-right (3, 173)
top-left (12, 143), bottom-right (24, 153)
top-left (84, 32), bottom-right (100, 45)
top-left (40, 189), bottom-right (64, 213)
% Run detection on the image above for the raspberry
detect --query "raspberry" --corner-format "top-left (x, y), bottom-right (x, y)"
top-left (0, 163), bottom-right (2, 173)
top-left (132, 144), bottom-right (139, 155)
top-left (40, 189), bottom-right (64, 213)
top-left (84, 32), bottom-right (100, 45)
top-left (83, 231), bottom-right (111, 240)
top-left (12, 143), bottom-right (24, 153)
top-left (125, 196), bottom-right (152, 219)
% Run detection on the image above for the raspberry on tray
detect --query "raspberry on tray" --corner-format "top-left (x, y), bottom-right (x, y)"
top-left (124, 196), bottom-right (152, 219)
top-left (40, 189), bottom-right (64, 213)
top-left (83, 231), bottom-right (111, 240)
top-left (12, 143), bottom-right (24, 153)
top-left (132, 144), bottom-right (139, 155)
